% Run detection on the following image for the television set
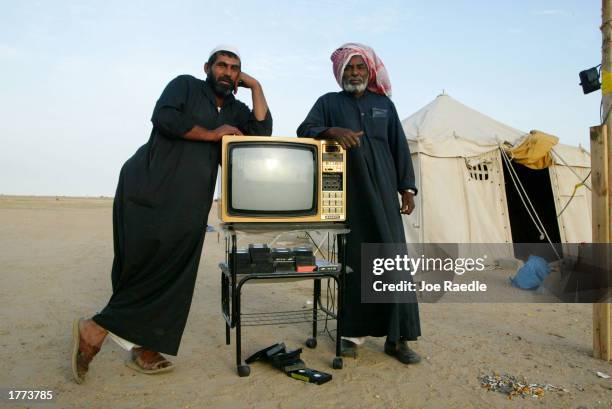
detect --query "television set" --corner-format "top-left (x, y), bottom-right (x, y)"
top-left (220, 136), bottom-right (346, 223)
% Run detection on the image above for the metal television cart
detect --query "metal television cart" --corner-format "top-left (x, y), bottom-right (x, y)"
top-left (220, 222), bottom-right (349, 377)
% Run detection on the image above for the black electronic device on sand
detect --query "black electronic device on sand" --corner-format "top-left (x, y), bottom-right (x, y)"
top-left (243, 343), bottom-right (333, 384)
top-left (288, 368), bottom-right (332, 385)
top-left (245, 343), bottom-right (285, 364)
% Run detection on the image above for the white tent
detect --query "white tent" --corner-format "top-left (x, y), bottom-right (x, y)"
top-left (401, 94), bottom-right (592, 247)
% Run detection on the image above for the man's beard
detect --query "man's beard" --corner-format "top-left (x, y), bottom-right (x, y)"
top-left (342, 77), bottom-right (368, 94)
top-left (207, 72), bottom-right (233, 96)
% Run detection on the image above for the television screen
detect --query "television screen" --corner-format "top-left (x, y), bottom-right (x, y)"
top-left (229, 143), bottom-right (317, 215)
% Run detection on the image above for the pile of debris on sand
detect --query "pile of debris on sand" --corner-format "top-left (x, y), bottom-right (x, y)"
top-left (479, 373), bottom-right (567, 399)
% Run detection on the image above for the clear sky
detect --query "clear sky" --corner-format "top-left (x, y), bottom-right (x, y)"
top-left (0, 1), bottom-right (602, 196)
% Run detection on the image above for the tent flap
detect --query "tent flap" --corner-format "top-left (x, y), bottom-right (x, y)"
top-left (507, 130), bottom-right (558, 170)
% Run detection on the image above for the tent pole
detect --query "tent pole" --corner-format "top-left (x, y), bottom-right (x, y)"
top-left (591, 125), bottom-right (611, 361)
top-left (592, 0), bottom-right (612, 362)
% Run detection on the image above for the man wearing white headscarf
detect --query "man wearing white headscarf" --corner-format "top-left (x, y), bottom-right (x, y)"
top-left (297, 43), bottom-right (421, 364)
top-left (71, 45), bottom-right (272, 384)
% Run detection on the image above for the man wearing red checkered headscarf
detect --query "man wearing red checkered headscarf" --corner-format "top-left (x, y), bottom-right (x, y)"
top-left (331, 42), bottom-right (392, 97)
top-left (297, 43), bottom-right (422, 365)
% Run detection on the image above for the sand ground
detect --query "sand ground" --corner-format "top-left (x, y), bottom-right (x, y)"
top-left (0, 196), bottom-right (611, 409)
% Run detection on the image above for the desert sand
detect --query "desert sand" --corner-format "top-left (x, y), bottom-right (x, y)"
top-left (1, 196), bottom-right (611, 409)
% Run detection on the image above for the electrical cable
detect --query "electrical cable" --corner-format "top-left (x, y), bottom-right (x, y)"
top-left (556, 170), bottom-right (592, 218)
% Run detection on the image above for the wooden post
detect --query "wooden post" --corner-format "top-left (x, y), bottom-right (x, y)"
top-left (594, 0), bottom-right (612, 361)
top-left (591, 125), bottom-right (612, 361)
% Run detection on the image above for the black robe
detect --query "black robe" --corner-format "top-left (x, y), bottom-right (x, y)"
top-left (297, 90), bottom-right (420, 341)
top-left (93, 75), bottom-right (272, 355)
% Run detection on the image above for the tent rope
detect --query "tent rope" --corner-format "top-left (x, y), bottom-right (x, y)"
top-left (499, 147), bottom-right (562, 260)
top-left (499, 148), bottom-right (546, 238)
top-left (550, 148), bottom-right (592, 191)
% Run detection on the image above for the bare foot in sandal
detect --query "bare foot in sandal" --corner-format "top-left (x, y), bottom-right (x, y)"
top-left (71, 318), bottom-right (107, 384)
top-left (126, 347), bottom-right (174, 374)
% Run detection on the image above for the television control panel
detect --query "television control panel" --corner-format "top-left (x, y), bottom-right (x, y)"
top-left (321, 147), bottom-right (345, 220)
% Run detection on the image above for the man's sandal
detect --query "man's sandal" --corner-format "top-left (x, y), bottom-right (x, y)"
top-left (125, 348), bottom-right (174, 374)
top-left (71, 318), bottom-right (101, 384)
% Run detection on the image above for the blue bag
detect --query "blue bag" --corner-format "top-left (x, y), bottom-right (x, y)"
top-left (510, 255), bottom-right (551, 290)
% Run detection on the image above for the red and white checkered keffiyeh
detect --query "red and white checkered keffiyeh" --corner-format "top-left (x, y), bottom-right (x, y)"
top-left (330, 43), bottom-right (392, 97)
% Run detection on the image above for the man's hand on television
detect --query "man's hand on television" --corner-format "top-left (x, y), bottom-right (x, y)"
top-left (183, 125), bottom-right (242, 142)
top-left (400, 191), bottom-right (415, 215)
top-left (214, 125), bottom-right (243, 141)
top-left (324, 127), bottom-right (364, 150)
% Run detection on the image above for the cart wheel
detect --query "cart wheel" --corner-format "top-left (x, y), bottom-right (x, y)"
top-left (305, 337), bottom-right (317, 349)
top-left (237, 364), bottom-right (251, 377)
top-left (332, 357), bottom-right (343, 370)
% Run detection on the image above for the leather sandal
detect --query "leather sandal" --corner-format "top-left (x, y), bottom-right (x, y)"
top-left (71, 318), bottom-right (101, 384)
top-left (125, 348), bottom-right (174, 374)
